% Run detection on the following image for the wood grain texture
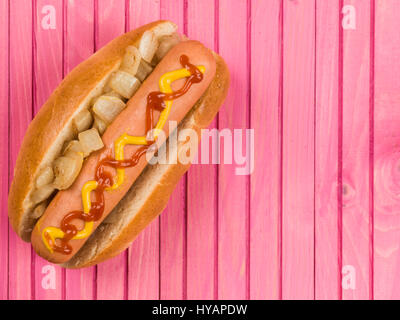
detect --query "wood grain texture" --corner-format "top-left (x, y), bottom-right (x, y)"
top-left (374, 0), bottom-right (400, 300)
top-left (34, 0), bottom-right (64, 300)
top-left (217, 0), bottom-right (249, 300)
top-left (186, 0), bottom-right (217, 300)
top-left (127, 0), bottom-right (160, 300)
top-left (64, 0), bottom-right (96, 300)
top-left (342, 0), bottom-right (371, 300)
top-left (95, 0), bottom-right (127, 300)
top-left (282, 0), bottom-right (316, 300)
top-left (159, 0), bottom-right (186, 300)
top-left (314, 0), bottom-right (340, 300)
top-left (250, 0), bottom-right (281, 300)
top-left (0, 0), bottom-right (9, 300)
top-left (8, 0), bottom-right (33, 300)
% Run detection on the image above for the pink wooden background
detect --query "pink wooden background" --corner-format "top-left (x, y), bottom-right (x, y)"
top-left (1, 0), bottom-right (400, 300)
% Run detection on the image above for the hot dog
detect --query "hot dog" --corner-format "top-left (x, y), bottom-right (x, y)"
top-left (8, 21), bottom-right (229, 267)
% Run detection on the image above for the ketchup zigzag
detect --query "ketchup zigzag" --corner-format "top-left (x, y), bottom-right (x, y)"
top-left (42, 55), bottom-right (204, 254)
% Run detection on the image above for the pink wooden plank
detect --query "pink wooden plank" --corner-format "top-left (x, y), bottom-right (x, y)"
top-left (314, 0), bottom-right (340, 299)
top-left (282, 0), bottom-right (315, 299)
top-left (34, 0), bottom-right (63, 113)
top-left (127, 219), bottom-right (159, 300)
top-left (8, 0), bottom-right (33, 300)
top-left (128, 0), bottom-right (160, 28)
top-left (186, 0), bottom-right (217, 300)
top-left (250, 0), bottom-right (281, 300)
top-left (159, 0), bottom-right (186, 300)
top-left (373, 0), bottom-right (400, 300)
top-left (127, 0), bottom-right (160, 300)
top-left (64, 0), bottom-right (95, 72)
top-left (342, 0), bottom-right (371, 300)
top-left (0, 0), bottom-right (9, 300)
top-left (33, 0), bottom-right (64, 300)
top-left (218, 0), bottom-right (248, 299)
top-left (64, 0), bottom-right (96, 300)
top-left (95, 0), bottom-right (127, 300)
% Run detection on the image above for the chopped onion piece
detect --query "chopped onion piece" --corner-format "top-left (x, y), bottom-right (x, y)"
top-left (152, 22), bottom-right (177, 38)
top-left (104, 91), bottom-right (125, 100)
top-left (73, 109), bottom-right (93, 133)
top-left (93, 95), bottom-right (126, 124)
top-left (109, 70), bottom-right (141, 99)
top-left (36, 166), bottom-right (54, 188)
top-left (139, 30), bottom-right (159, 63)
top-left (155, 34), bottom-right (181, 62)
top-left (31, 184), bottom-right (55, 204)
top-left (121, 45), bottom-right (141, 76)
top-left (78, 128), bottom-right (104, 156)
top-left (135, 59), bottom-right (153, 82)
top-left (93, 116), bottom-right (108, 136)
top-left (63, 140), bottom-right (88, 158)
top-left (32, 202), bottom-right (47, 219)
top-left (53, 153), bottom-right (83, 190)
top-left (63, 140), bottom-right (83, 155)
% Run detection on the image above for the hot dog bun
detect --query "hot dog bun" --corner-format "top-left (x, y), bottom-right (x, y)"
top-left (31, 40), bottom-right (217, 264)
top-left (8, 20), bottom-right (229, 267)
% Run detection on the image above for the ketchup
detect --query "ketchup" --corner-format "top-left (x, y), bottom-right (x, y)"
top-left (46, 55), bottom-right (203, 254)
